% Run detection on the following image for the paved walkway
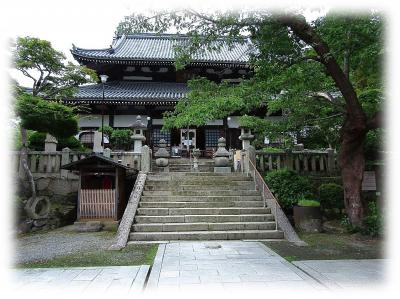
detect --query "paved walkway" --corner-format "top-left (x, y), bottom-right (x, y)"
top-left (293, 259), bottom-right (387, 289)
top-left (11, 265), bottom-right (149, 295)
top-left (146, 241), bottom-right (324, 291)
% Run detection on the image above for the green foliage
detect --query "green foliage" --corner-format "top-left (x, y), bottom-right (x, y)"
top-left (28, 131), bottom-right (85, 151)
top-left (297, 199), bottom-right (320, 207)
top-left (110, 130), bottom-right (132, 150)
top-left (364, 129), bottom-right (383, 162)
top-left (98, 125), bottom-right (114, 138)
top-left (264, 169), bottom-right (315, 210)
top-left (362, 201), bottom-right (383, 237)
top-left (318, 183), bottom-right (344, 210)
top-left (13, 36), bottom-right (97, 99)
top-left (16, 93), bottom-right (78, 138)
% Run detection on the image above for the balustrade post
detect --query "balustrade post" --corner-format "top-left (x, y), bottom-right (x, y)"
top-left (61, 147), bottom-right (71, 178)
top-left (327, 148), bottom-right (335, 173)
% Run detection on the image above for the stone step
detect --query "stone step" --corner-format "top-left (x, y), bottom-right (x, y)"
top-left (129, 230), bottom-right (284, 241)
top-left (139, 201), bottom-right (264, 208)
top-left (140, 195), bottom-right (262, 202)
top-left (146, 176), bottom-right (253, 182)
top-left (132, 221), bottom-right (277, 232)
top-left (144, 184), bottom-right (256, 191)
top-left (145, 180), bottom-right (254, 186)
top-left (148, 172), bottom-right (245, 177)
top-left (134, 214), bottom-right (274, 224)
top-left (142, 190), bottom-right (261, 196)
top-left (136, 207), bottom-right (271, 216)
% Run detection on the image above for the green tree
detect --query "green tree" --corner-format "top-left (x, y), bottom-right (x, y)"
top-left (116, 10), bottom-right (383, 228)
top-left (12, 36), bottom-right (97, 200)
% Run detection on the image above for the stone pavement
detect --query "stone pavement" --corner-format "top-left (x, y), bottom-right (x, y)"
top-left (293, 259), bottom-right (387, 289)
top-left (11, 265), bottom-right (150, 295)
top-left (146, 240), bottom-right (324, 291)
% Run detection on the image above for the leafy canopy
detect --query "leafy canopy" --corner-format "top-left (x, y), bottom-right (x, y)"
top-left (116, 10), bottom-right (383, 150)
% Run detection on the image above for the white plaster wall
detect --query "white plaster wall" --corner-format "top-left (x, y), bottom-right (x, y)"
top-left (228, 116), bottom-right (241, 128)
top-left (152, 118), bottom-right (164, 125)
top-left (78, 114), bottom-right (109, 127)
top-left (113, 115), bottom-right (149, 127)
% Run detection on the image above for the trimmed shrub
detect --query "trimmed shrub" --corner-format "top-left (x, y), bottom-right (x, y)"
top-left (297, 199), bottom-right (320, 207)
top-left (28, 131), bottom-right (85, 151)
top-left (318, 183), bottom-right (344, 210)
top-left (110, 129), bottom-right (132, 150)
top-left (264, 169), bottom-right (315, 210)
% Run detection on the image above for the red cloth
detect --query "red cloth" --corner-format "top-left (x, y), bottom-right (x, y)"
top-left (103, 176), bottom-right (112, 189)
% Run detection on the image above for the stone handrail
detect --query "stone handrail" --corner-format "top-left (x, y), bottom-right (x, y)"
top-left (256, 148), bottom-right (338, 174)
top-left (108, 172), bottom-right (147, 250)
top-left (248, 158), bottom-right (306, 245)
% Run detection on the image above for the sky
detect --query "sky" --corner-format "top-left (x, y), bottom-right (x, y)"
top-left (1, 0), bottom-right (400, 297)
top-left (2, 0), bottom-right (331, 87)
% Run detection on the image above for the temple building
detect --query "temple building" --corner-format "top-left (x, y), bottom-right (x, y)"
top-left (67, 33), bottom-right (271, 155)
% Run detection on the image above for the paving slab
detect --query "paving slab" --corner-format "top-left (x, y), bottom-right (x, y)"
top-left (11, 265), bottom-right (150, 295)
top-left (146, 240), bottom-right (324, 291)
top-left (293, 259), bottom-right (388, 289)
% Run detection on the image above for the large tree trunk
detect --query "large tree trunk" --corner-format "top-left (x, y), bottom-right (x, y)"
top-left (339, 117), bottom-right (368, 227)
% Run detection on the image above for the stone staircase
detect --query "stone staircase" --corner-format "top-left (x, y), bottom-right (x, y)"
top-left (129, 171), bottom-right (284, 241)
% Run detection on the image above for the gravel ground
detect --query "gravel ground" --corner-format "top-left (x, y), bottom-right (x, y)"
top-left (14, 226), bottom-right (115, 264)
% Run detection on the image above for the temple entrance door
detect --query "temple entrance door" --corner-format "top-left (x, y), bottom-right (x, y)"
top-left (180, 129), bottom-right (196, 157)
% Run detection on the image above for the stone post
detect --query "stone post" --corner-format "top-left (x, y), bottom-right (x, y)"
top-left (214, 137), bottom-right (231, 173)
top-left (327, 148), bottom-right (335, 173)
top-left (103, 148), bottom-right (111, 158)
top-left (285, 148), bottom-right (293, 170)
top-left (154, 139), bottom-right (170, 172)
top-left (192, 148), bottom-right (201, 172)
top-left (44, 133), bottom-right (58, 152)
top-left (61, 147), bottom-right (71, 178)
top-left (93, 131), bottom-right (103, 153)
top-left (141, 145), bottom-right (151, 173)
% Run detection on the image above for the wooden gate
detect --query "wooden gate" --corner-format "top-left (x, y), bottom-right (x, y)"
top-left (79, 189), bottom-right (116, 219)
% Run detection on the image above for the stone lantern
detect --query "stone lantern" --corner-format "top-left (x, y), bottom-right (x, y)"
top-left (130, 115), bottom-right (147, 154)
top-left (192, 148), bottom-right (201, 172)
top-left (238, 126), bottom-right (254, 151)
top-left (213, 137), bottom-right (231, 173)
top-left (154, 139), bottom-right (170, 171)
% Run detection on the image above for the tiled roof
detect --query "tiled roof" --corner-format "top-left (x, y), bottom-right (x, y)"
top-left (71, 33), bottom-right (252, 66)
top-left (66, 81), bottom-right (188, 105)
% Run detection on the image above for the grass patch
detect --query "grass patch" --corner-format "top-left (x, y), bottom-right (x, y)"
top-left (264, 232), bottom-right (384, 262)
top-left (16, 244), bottom-right (158, 268)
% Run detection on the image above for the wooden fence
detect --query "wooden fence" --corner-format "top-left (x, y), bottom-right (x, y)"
top-left (79, 189), bottom-right (116, 219)
top-left (255, 148), bottom-right (338, 174)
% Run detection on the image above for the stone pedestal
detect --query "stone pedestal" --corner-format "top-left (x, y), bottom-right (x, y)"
top-left (154, 139), bottom-right (170, 172)
top-left (213, 137), bottom-right (231, 173)
top-left (44, 134), bottom-right (58, 152)
top-left (93, 131), bottom-right (103, 153)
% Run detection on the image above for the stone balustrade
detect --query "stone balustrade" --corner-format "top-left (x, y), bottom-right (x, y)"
top-left (11, 149), bottom-right (143, 177)
top-left (255, 148), bottom-right (338, 174)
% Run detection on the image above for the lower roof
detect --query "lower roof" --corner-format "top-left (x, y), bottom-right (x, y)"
top-left (65, 81), bottom-right (189, 105)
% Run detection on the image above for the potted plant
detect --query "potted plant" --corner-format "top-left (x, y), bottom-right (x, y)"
top-left (293, 199), bottom-right (322, 233)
